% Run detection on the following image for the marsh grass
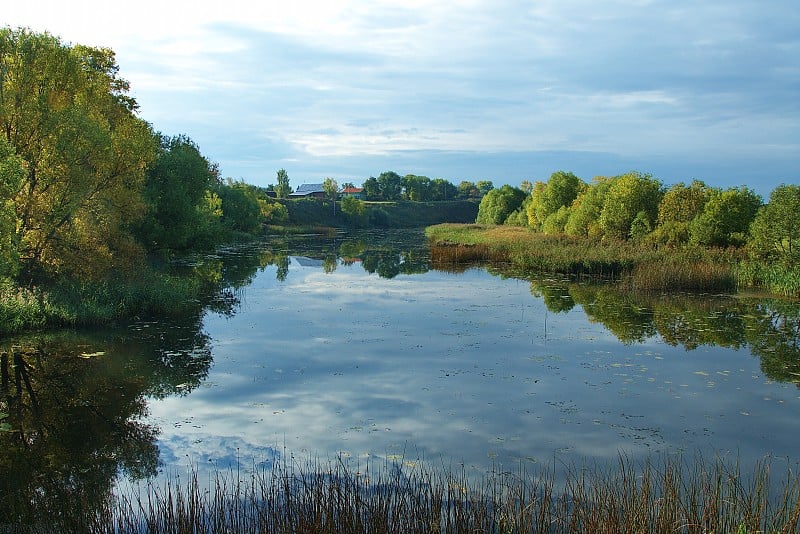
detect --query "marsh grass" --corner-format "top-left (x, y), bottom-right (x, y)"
top-left (0, 272), bottom-right (204, 335)
top-left (738, 261), bottom-right (800, 298)
top-left (15, 454), bottom-right (798, 533)
top-left (427, 224), bottom-right (742, 292)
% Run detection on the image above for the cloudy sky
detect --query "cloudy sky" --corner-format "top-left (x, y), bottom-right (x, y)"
top-left (5, 1), bottom-right (798, 194)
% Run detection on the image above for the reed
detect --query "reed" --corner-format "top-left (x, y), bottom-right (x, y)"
top-left (13, 453), bottom-right (797, 533)
top-left (0, 271), bottom-right (205, 335)
top-left (738, 261), bottom-right (800, 298)
top-left (427, 224), bottom-right (745, 292)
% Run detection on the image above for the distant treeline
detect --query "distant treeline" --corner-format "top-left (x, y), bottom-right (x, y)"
top-left (475, 170), bottom-right (798, 261)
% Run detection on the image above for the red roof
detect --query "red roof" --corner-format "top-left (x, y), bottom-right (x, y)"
top-left (341, 187), bottom-right (363, 193)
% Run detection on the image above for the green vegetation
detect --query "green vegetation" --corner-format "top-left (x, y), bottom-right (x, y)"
top-left (11, 455), bottom-right (800, 533)
top-left (429, 170), bottom-right (800, 297)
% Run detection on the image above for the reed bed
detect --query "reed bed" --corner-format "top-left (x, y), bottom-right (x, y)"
top-left (427, 224), bottom-right (744, 292)
top-left (13, 454), bottom-right (798, 533)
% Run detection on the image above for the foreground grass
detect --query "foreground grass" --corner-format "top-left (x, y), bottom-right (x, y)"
top-left (14, 454), bottom-right (800, 533)
top-left (426, 224), bottom-right (749, 294)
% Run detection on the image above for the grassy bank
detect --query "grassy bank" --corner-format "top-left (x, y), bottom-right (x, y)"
top-left (0, 270), bottom-right (208, 336)
top-left (14, 454), bottom-right (800, 533)
top-left (426, 224), bottom-right (747, 293)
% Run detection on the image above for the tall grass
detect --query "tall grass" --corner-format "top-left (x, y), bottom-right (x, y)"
top-left (427, 224), bottom-right (744, 292)
top-left (738, 261), bottom-right (800, 298)
top-left (14, 454), bottom-right (797, 533)
top-left (0, 271), bottom-right (204, 336)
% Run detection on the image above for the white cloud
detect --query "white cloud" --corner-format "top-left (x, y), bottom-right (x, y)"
top-left (4, 0), bottom-right (798, 188)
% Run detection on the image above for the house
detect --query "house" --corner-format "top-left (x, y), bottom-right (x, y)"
top-left (288, 183), bottom-right (326, 199)
top-left (340, 186), bottom-right (365, 200)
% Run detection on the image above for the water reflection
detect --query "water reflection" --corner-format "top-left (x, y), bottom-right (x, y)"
top-left (0, 319), bottom-right (212, 526)
top-left (530, 279), bottom-right (800, 386)
top-left (3, 229), bottom-right (800, 525)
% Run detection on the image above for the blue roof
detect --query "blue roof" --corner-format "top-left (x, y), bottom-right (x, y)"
top-left (294, 183), bottom-right (324, 193)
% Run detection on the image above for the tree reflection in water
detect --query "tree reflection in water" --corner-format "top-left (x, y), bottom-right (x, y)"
top-left (0, 321), bottom-right (213, 529)
top-left (530, 279), bottom-right (800, 386)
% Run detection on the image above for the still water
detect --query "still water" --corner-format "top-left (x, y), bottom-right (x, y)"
top-left (3, 229), bottom-right (800, 502)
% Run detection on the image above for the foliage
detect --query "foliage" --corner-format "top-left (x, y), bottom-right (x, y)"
top-left (135, 134), bottom-right (222, 250)
top-left (653, 180), bottom-right (711, 245)
top-left (457, 180), bottom-right (480, 199)
top-left (218, 181), bottom-right (261, 233)
top-left (748, 184), bottom-right (800, 264)
top-left (475, 185), bottom-right (527, 225)
top-left (598, 171), bottom-right (663, 240)
top-left (529, 171), bottom-right (584, 229)
top-left (689, 186), bottom-right (762, 247)
top-left (274, 168), bottom-right (291, 198)
top-left (340, 195), bottom-right (366, 226)
top-left (362, 176), bottom-right (381, 200)
top-left (259, 198), bottom-right (288, 224)
top-left (564, 176), bottom-right (614, 237)
top-left (0, 27), bottom-right (157, 280)
top-left (377, 171), bottom-right (403, 201)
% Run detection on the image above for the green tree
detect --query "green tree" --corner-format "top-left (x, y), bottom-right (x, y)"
top-left (362, 177), bottom-right (381, 200)
top-left (689, 186), bottom-right (762, 247)
top-left (323, 177), bottom-right (338, 216)
top-left (218, 181), bottom-right (261, 233)
top-left (598, 171), bottom-right (663, 240)
top-left (135, 134), bottom-right (221, 250)
top-left (564, 176), bottom-right (614, 238)
top-left (476, 185), bottom-right (527, 225)
top-left (378, 171), bottom-right (403, 201)
top-left (654, 180), bottom-right (712, 246)
top-left (749, 184), bottom-right (800, 263)
top-left (476, 180), bottom-right (495, 197)
top-left (0, 136), bottom-right (25, 277)
top-left (429, 178), bottom-right (458, 201)
top-left (403, 174), bottom-right (431, 201)
top-left (259, 198), bottom-right (288, 224)
top-left (0, 28), bottom-right (156, 279)
top-left (275, 168), bottom-right (292, 198)
top-left (529, 171), bottom-right (584, 231)
top-left (457, 181), bottom-right (479, 199)
top-left (340, 195), bottom-right (366, 226)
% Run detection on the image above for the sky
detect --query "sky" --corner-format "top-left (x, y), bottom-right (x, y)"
top-left (5, 1), bottom-right (799, 195)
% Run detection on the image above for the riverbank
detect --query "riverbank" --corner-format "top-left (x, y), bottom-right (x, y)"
top-left (426, 223), bottom-right (800, 297)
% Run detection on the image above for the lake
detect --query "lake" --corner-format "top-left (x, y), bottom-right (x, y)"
top-left (3, 229), bottom-right (800, 506)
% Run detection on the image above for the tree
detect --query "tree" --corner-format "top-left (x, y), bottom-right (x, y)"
top-left (275, 168), bottom-right (292, 198)
top-left (135, 134), bottom-right (221, 250)
top-left (748, 184), bottom-right (800, 263)
top-left (476, 185), bottom-right (527, 225)
top-left (340, 195), bottom-right (366, 226)
top-left (654, 180), bottom-right (712, 246)
top-left (323, 177), bottom-right (338, 215)
top-left (218, 181), bottom-right (261, 233)
top-left (528, 171), bottom-right (584, 231)
top-left (377, 171), bottom-right (403, 201)
top-left (564, 176), bottom-right (614, 238)
top-left (362, 177), bottom-right (381, 200)
top-left (457, 181), bottom-right (479, 199)
top-left (689, 186), bottom-right (762, 247)
top-left (598, 171), bottom-right (662, 240)
top-left (0, 136), bottom-right (25, 277)
top-left (403, 174), bottom-right (431, 201)
top-left (0, 28), bottom-right (157, 279)
top-left (476, 180), bottom-right (495, 197)
top-left (429, 178), bottom-right (458, 201)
